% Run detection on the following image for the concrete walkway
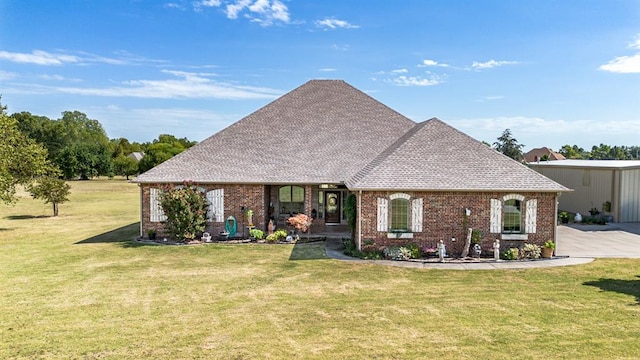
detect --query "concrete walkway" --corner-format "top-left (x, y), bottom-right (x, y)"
top-left (324, 222), bottom-right (640, 270)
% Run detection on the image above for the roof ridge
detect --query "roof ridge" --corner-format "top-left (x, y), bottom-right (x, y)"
top-left (346, 118), bottom-right (436, 187)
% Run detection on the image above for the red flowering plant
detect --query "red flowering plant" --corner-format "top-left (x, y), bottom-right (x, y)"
top-left (287, 214), bottom-right (313, 239)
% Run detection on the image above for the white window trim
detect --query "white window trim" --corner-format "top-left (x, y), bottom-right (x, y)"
top-left (378, 193), bottom-right (424, 234)
top-left (490, 194), bottom-right (537, 238)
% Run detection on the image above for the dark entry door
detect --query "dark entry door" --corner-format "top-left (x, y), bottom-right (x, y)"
top-left (325, 191), bottom-right (341, 224)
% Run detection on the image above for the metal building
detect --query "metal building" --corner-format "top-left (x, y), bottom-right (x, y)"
top-left (530, 160), bottom-right (640, 222)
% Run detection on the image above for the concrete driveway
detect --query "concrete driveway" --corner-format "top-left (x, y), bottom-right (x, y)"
top-left (556, 222), bottom-right (640, 258)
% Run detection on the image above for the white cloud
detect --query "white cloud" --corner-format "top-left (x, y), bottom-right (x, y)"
top-left (224, 0), bottom-right (289, 25)
top-left (389, 75), bottom-right (442, 87)
top-left (0, 50), bottom-right (79, 65)
top-left (0, 49), bottom-right (164, 67)
top-left (8, 70), bottom-right (282, 100)
top-left (164, 3), bottom-right (185, 10)
top-left (315, 18), bottom-right (359, 30)
top-left (0, 70), bottom-right (17, 80)
top-left (451, 116), bottom-right (640, 149)
top-left (193, 0), bottom-right (221, 12)
top-left (471, 60), bottom-right (518, 69)
top-left (599, 55), bottom-right (640, 73)
top-left (419, 59), bottom-right (449, 68)
top-left (39, 74), bottom-right (82, 82)
top-left (331, 44), bottom-right (350, 51)
top-left (476, 95), bottom-right (505, 102)
top-left (318, 68), bottom-right (337, 72)
top-left (599, 34), bottom-right (640, 73)
top-left (391, 68), bottom-right (408, 73)
top-left (88, 106), bottom-right (241, 142)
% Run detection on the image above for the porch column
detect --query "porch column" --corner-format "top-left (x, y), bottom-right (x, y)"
top-left (304, 185), bottom-right (313, 216)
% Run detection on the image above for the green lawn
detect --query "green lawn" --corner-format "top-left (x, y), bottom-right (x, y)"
top-left (1, 180), bottom-right (639, 359)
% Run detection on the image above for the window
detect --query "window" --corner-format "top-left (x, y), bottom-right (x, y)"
top-left (377, 193), bottom-right (423, 233)
top-left (279, 186), bottom-right (304, 215)
top-left (490, 194), bottom-right (537, 236)
top-left (390, 198), bottom-right (409, 231)
top-left (503, 199), bottom-right (522, 233)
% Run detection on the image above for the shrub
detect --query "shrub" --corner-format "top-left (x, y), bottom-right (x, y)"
top-left (249, 228), bottom-right (264, 240)
top-left (383, 246), bottom-right (412, 261)
top-left (287, 214), bottom-right (312, 233)
top-left (361, 249), bottom-right (383, 260)
top-left (265, 234), bottom-right (278, 243)
top-left (274, 229), bottom-right (288, 240)
top-left (471, 229), bottom-right (483, 244)
top-left (502, 247), bottom-right (519, 260)
top-left (520, 243), bottom-right (541, 259)
top-left (158, 182), bottom-right (208, 242)
top-left (343, 238), bottom-right (360, 257)
top-left (404, 243), bottom-right (421, 259)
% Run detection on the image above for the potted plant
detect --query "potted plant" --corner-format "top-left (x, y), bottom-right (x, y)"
top-left (541, 240), bottom-right (555, 258)
top-left (147, 229), bottom-right (156, 240)
top-left (559, 211), bottom-right (570, 224)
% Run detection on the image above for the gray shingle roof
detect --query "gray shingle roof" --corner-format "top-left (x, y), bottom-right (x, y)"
top-left (136, 80), bottom-right (568, 192)
top-left (135, 80), bottom-right (415, 184)
top-left (346, 118), bottom-right (570, 192)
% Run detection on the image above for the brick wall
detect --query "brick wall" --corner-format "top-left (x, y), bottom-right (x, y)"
top-left (140, 183), bottom-right (266, 239)
top-left (357, 191), bottom-right (557, 254)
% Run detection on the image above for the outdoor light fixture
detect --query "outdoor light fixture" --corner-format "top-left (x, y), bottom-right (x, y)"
top-left (465, 208), bottom-right (471, 216)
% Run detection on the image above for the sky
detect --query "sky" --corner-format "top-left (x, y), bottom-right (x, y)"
top-left (1, 0), bottom-right (639, 151)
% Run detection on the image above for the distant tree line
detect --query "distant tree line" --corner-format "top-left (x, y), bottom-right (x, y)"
top-left (558, 144), bottom-right (640, 160)
top-left (491, 129), bottom-right (639, 162)
top-left (9, 110), bottom-right (196, 180)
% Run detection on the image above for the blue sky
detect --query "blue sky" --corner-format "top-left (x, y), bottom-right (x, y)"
top-left (1, 0), bottom-right (639, 151)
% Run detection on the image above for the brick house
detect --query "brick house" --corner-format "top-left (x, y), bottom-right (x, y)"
top-left (135, 80), bottom-right (569, 253)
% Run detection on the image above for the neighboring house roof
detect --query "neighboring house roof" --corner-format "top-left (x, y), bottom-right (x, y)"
top-left (524, 147), bottom-right (566, 163)
top-left (346, 119), bottom-right (569, 192)
top-left (128, 152), bottom-right (145, 162)
top-left (136, 80), bottom-right (415, 184)
top-left (136, 79), bottom-right (569, 192)
top-left (529, 159), bottom-right (640, 170)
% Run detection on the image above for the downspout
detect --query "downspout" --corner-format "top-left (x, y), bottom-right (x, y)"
top-left (358, 190), bottom-right (362, 251)
top-left (554, 192), bottom-right (560, 253)
top-left (139, 184), bottom-right (143, 238)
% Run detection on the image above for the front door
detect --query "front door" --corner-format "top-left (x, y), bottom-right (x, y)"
top-left (325, 191), bottom-right (341, 224)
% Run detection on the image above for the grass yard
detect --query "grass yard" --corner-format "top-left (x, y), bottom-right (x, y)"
top-left (1, 180), bottom-right (639, 359)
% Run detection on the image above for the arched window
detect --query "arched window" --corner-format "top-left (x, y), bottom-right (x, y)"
top-left (503, 198), bottom-right (522, 233)
top-left (279, 186), bottom-right (304, 215)
top-left (390, 198), bottom-right (410, 231)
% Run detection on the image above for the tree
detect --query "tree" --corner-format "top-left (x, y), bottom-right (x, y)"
top-left (0, 99), bottom-right (52, 204)
top-left (112, 154), bottom-right (139, 179)
top-left (27, 176), bottom-right (71, 216)
top-left (158, 183), bottom-right (209, 241)
top-left (138, 135), bottom-right (196, 173)
top-left (558, 145), bottom-right (587, 159)
top-left (493, 129), bottom-right (525, 161)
